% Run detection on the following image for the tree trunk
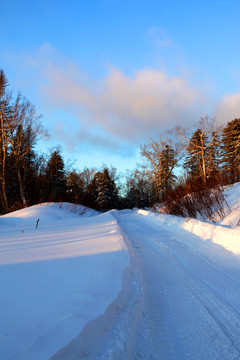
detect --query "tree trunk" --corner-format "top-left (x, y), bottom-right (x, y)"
top-left (0, 135), bottom-right (9, 213)
top-left (201, 136), bottom-right (207, 184)
top-left (1, 142), bottom-right (8, 212)
top-left (0, 108), bottom-right (9, 212)
top-left (17, 164), bottom-right (27, 207)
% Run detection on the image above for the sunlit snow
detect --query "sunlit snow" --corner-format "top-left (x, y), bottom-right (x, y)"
top-left (1, 183), bottom-right (240, 360)
top-left (0, 204), bottom-right (129, 359)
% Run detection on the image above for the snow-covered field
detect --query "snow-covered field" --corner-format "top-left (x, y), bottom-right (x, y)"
top-left (0, 204), bottom-right (129, 359)
top-left (1, 183), bottom-right (240, 359)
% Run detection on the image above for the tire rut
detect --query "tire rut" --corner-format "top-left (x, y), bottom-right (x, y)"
top-left (97, 213), bottom-right (240, 359)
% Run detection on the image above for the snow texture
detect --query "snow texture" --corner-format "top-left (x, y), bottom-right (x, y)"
top-left (0, 204), bottom-right (129, 360)
top-left (1, 183), bottom-right (240, 359)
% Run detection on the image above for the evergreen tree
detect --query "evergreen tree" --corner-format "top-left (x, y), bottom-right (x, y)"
top-left (88, 168), bottom-right (118, 210)
top-left (45, 149), bottom-right (67, 201)
top-left (96, 168), bottom-right (118, 210)
top-left (207, 131), bottom-right (221, 180)
top-left (221, 118), bottom-right (240, 183)
top-left (66, 170), bottom-right (84, 203)
top-left (161, 145), bottom-right (177, 198)
top-left (87, 171), bottom-right (101, 208)
top-left (175, 117), bottom-right (221, 185)
top-left (79, 167), bottom-right (97, 208)
top-left (125, 170), bottom-right (154, 208)
top-left (184, 129), bottom-right (208, 181)
top-left (34, 154), bottom-right (47, 204)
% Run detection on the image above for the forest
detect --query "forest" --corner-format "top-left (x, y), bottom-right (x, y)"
top-left (0, 69), bottom-right (240, 215)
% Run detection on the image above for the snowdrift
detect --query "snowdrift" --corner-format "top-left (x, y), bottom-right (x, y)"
top-left (0, 203), bottom-right (129, 360)
top-left (0, 202), bottom-right (98, 227)
top-left (143, 182), bottom-right (240, 255)
top-left (218, 182), bottom-right (240, 226)
top-left (137, 208), bottom-right (240, 255)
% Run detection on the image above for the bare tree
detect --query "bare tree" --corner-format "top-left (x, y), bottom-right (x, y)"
top-left (140, 136), bottom-right (181, 202)
top-left (0, 71), bottom-right (11, 212)
top-left (173, 116), bottom-right (221, 184)
top-left (4, 93), bottom-right (48, 207)
top-left (0, 98), bottom-right (9, 212)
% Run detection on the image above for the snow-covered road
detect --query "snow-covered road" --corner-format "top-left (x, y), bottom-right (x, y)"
top-left (95, 211), bottom-right (240, 359)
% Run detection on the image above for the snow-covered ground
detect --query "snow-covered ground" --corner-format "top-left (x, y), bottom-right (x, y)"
top-left (1, 183), bottom-right (240, 359)
top-left (219, 182), bottom-right (240, 226)
top-left (0, 203), bottom-right (129, 359)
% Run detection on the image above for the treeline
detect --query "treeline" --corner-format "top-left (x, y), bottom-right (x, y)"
top-left (0, 69), bottom-right (240, 214)
top-left (126, 116), bottom-right (240, 211)
top-left (0, 70), bottom-right (122, 213)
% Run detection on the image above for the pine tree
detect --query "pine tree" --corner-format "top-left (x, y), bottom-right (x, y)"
top-left (207, 131), bottom-right (221, 179)
top-left (88, 168), bottom-right (118, 210)
top-left (33, 154), bottom-right (47, 204)
top-left (45, 149), bottom-right (67, 201)
top-left (125, 170), bottom-right (154, 208)
top-left (221, 118), bottom-right (240, 183)
top-left (67, 170), bottom-right (84, 203)
top-left (96, 168), bottom-right (118, 210)
top-left (175, 117), bottom-right (221, 185)
top-left (87, 171), bottom-right (101, 208)
top-left (184, 129), bottom-right (208, 181)
top-left (161, 145), bottom-right (177, 198)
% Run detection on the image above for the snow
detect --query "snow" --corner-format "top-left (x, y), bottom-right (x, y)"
top-left (0, 204), bottom-right (129, 360)
top-left (1, 182), bottom-right (240, 359)
top-left (218, 182), bottom-right (240, 226)
top-left (111, 211), bottom-right (240, 359)
top-left (137, 209), bottom-right (240, 255)
top-left (140, 182), bottom-right (240, 255)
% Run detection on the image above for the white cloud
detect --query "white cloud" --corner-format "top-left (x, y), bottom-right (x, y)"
top-left (147, 27), bottom-right (172, 48)
top-left (216, 91), bottom-right (240, 123)
top-left (31, 47), bottom-right (206, 145)
top-left (5, 44), bottom-right (209, 152)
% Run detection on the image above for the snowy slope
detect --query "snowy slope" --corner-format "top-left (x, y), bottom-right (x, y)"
top-left (0, 204), bottom-right (129, 360)
top-left (137, 209), bottom-right (240, 255)
top-left (219, 182), bottom-right (240, 226)
top-left (0, 202), bottom-right (98, 227)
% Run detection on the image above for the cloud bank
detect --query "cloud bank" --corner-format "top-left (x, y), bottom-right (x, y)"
top-left (24, 44), bottom-right (207, 151)
top-left (216, 91), bottom-right (240, 124)
top-left (7, 44), bottom-right (240, 155)
top-left (44, 66), bottom-right (205, 138)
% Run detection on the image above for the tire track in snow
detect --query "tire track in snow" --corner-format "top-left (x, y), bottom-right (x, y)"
top-left (162, 246), bottom-right (240, 355)
top-left (115, 213), bottom-right (240, 359)
top-left (148, 231), bottom-right (240, 352)
top-left (116, 219), bottom-right (190, 360)
top-left (95, 218), bottom-right (184, 360)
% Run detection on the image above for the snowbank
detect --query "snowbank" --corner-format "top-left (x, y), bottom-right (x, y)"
top-left (0, 204), bottom-right (129, 360)
top-left (137, 209), bottom-right (240, 255)
top-left (218, 182), bottom-right (240, 226)
top-left (0, 202), bottom-right (98, 227)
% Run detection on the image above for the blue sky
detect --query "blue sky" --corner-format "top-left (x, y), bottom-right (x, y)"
top-left (1, 0), bottom-right (240, 172)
